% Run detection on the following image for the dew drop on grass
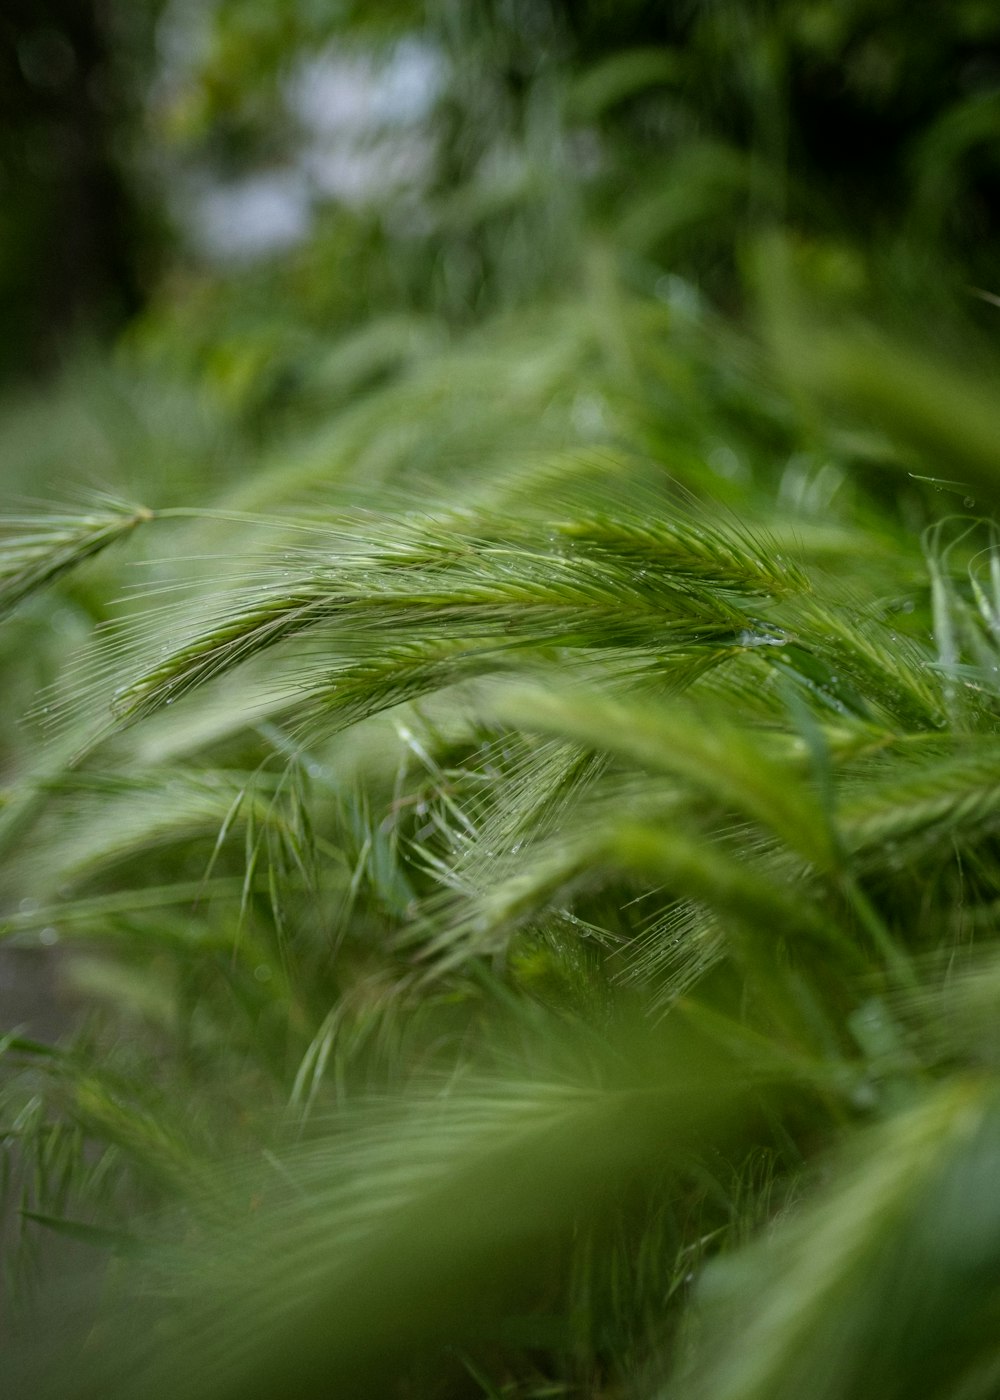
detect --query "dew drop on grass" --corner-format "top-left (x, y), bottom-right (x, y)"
top-left (737, 628), bottom-right (786, 648)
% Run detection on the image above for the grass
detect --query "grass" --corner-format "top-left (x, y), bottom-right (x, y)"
top-left (4, 217), bottom-right (1000, 1397)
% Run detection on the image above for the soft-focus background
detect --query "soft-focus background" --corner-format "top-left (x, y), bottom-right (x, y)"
top-left (6, 1), bottom-right (1000, 394)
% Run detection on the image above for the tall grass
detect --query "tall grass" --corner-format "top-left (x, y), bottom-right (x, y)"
top-left (4, 6), bottom-right (1000, 1394)
top-left (3, 253), bottom-right (1000, 1396)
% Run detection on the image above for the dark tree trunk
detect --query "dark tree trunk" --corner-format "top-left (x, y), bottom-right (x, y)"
top-left (0, 1), bottom-right (155, 379)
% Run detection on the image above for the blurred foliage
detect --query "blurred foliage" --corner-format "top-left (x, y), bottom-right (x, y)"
top-left (6, 0), bottom-right (1000, 385)
top-left (4, 2), bottom-right (1000, 1399)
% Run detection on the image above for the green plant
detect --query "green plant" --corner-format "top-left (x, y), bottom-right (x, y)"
top-left (5, 4), bottom-right (1000, 1392)
top-left (5, 256), bottom-right (1000, 1396)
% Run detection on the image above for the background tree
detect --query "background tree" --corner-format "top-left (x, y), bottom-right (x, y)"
top-left (0, 0), bottom-right (167, 378)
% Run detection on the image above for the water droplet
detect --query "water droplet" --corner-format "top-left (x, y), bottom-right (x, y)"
top-left (39, 927), bottom-right (59, 946)
top-left (737, 629), bottom-right (786, 648)
top-left (964, 497), bottom-right (976, 509)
